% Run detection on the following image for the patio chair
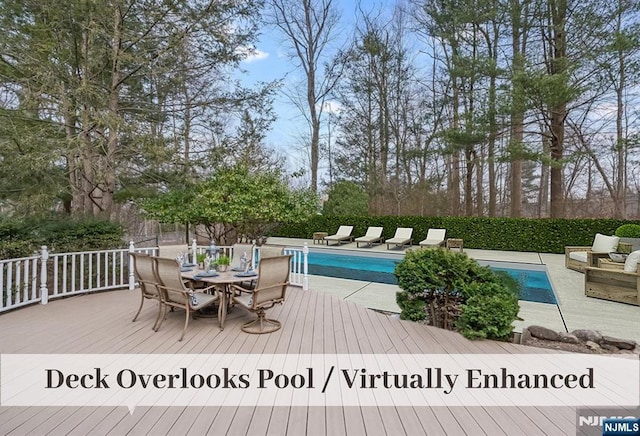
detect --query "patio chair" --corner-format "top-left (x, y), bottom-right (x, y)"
top-left (386, 227), bottom-right (413, 250)
top-left (355, 227), bottom-right (384, 247)
top-left (323, 225), bottom-right (354, 246)
top-left (154, 256), bottom-right (220, 341)
top-left (419, 229), bottom-right (446, 248)
top-left (130, 253), bottom-right (164, 331)
top-left (231, 254), bottom-right (293, 334)
top-left (231, 243), bottom-right (255, 270)
top-left (259, 245), bottom-right (285, 259)
top-left (565, 233), bottom-right (620, 272)
top-left (584, 260), bottom-right (639, 306)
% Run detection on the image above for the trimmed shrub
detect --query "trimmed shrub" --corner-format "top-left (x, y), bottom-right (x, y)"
top-left (394, 248), bottom-right (520, 340)
top-left (274, 215), bottom-right (640, 253)
top-left (457, 282), bottom-right (520, 340)
top-left (615, 224), bottom-right (640, 238)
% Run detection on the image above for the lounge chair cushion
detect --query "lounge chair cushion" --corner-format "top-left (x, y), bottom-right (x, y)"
top-left (355, 227), bottom-right (383, 245)
top-left (419, 229), bottom-right (446, 246)
top-left (624, 250), bottom-right (640, 272)
top-left (568, 251), bottom-right (588, 263)
top-left (324, 226), bottom-right (353, 240)
top-left (591, 233), bottom-right (619, 252)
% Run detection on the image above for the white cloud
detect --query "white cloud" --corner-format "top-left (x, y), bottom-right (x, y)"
top-left (239, 47), bottom-right (269, 63)
top-left (320, 100), bottom-right (343, 114)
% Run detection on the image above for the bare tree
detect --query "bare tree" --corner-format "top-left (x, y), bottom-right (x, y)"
top-left (269, 0), bottom-right (342, 192)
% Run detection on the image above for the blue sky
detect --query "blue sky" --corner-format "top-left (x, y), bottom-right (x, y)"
top-left (238, 0), bottom-right (395, 174)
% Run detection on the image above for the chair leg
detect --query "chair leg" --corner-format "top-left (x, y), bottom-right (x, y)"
top-left (152, 301), bottom-right (164, 331)
top-left (241, 309), bottom-right (281, 334)
top-left (132, 294), bottom-right (145, 322)
top-left (155, 304), bottom-right (170, 332)
top-left (179, 307), bottom-right (190, 341)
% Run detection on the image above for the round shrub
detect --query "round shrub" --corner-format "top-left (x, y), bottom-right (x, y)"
top-left (456, 282), bottom-right (520, 340)
top-left (615, 223), bottom-right (640, 238)
top-left (394, 248), bottom-right (520, 340)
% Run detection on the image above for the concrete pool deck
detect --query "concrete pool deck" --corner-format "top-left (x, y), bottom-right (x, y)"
top-left (160, 238), bottom-right (640, 343)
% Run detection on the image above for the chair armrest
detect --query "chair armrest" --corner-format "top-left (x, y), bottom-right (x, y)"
top-left (564, 246), bottom-right (591, 255)
top-left (585, 265), bottom-right (640, 277)
top-left (587, 251), bottom-right (611, 267)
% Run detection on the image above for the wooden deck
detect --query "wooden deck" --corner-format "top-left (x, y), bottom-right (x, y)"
top-left (0, 287), bottom-right (578, 435)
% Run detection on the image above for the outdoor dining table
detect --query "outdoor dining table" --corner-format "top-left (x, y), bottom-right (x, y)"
top-left (181, 268), bottom-right (258, 330)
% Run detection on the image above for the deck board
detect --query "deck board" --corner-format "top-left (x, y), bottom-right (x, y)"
top-left (0, 287), bottom-right (582, 435)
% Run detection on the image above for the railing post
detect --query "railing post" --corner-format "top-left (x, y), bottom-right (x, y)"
top-left (40, 246), bottom-right (49, 304)
top-left (302, 243), bottom-right (309, 291)
top-left (128, 241), bottom-right (135, 290)
top-left (191, 238), bottom-right (197, 264)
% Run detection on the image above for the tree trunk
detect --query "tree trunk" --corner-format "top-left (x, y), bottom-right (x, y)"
top-left (509, 0), bottom-right (526, 218)
top-left (613, 0), bottom-right (626, 219)
top-left (103, 5), bottom-right (124, 220)
top-left (548, 0), bottom-right (567, 218)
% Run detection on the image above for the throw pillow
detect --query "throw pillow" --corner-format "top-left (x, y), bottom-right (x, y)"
top-left (624, 250), bottom-right (640, 273)
top-left (591, 233), bottom-right (620, 252)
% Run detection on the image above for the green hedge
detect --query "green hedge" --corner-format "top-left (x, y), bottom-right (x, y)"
top-left (274, 215), bottom-right (640, 254)
top-left (0, 216), bottom-right (125, 259)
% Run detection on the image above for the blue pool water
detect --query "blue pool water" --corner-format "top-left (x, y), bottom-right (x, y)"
top-left (306, 251), bottom-right (557, 305)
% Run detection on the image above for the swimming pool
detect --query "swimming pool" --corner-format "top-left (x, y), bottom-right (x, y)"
top-left (306, 250), bottom-right (557, 305)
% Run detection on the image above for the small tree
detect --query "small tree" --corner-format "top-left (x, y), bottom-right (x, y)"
top-left (141, 167), bottom-right (318, 243)
top-left (322, 181), bottom-right (368, 216)
top-left (395, 248), bottom-right (519, 340)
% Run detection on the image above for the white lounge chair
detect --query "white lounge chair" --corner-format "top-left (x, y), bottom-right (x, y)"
top-left (323, 225), bottom-right (354, 246)
top-left (419, 229), bottom-right (446, 248)
top-left (386, 227), bottom-right (413, 250)
top-left (355, 227), bottom-right (384, 247)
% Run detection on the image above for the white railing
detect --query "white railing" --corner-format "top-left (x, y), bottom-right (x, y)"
top-left (0, 252), bottom-right (42, 312)
top-left (0, 242), bottom-right (309, 314)
top-left (284, 246), bottom-right (309, 291)
top-left (0, 243), bottom-right (158, 314)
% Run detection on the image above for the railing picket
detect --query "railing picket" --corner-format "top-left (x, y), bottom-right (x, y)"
top-left (89, 252), bottom-right (94, 291)
top-left (111, 251), bottom-right (116, 287)
top-left (24, 259), bottom-right (30, 301)
top-left (120, 251), bottom-right (124, 286)
top-left (61, 255), bottom-right (67, 294)
top-left (0, 265), bottom-right (4, 309)
top-left (31, 258), bottom-right (37, 300)
top-left (53, 256), bottom-right (58, 296)
top-left (16, 261), bottom-right (22, 304)
top-left (102, 253), bottom-right (109, 288)
top-left (7, 262), bottom-right (13, 306)
top-left (95, 252), bottom-right (99, 288)
top-left (71, 254), bottom-right (76, 293)
top-left (80, 253), bottom-right (85, 291)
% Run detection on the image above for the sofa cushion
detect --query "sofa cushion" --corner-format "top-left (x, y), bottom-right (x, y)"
top-left (624, 250), bottom-right (640, 273)
top-left (569, 251), bottom-right (588, 263)
top-left (591, 233), bottom-right (620, 252)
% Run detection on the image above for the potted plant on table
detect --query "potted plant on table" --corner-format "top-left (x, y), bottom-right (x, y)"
top-left (196, 253), bottom-right (207, 269)
top-left (216, 255), bottom-right (231, 272)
